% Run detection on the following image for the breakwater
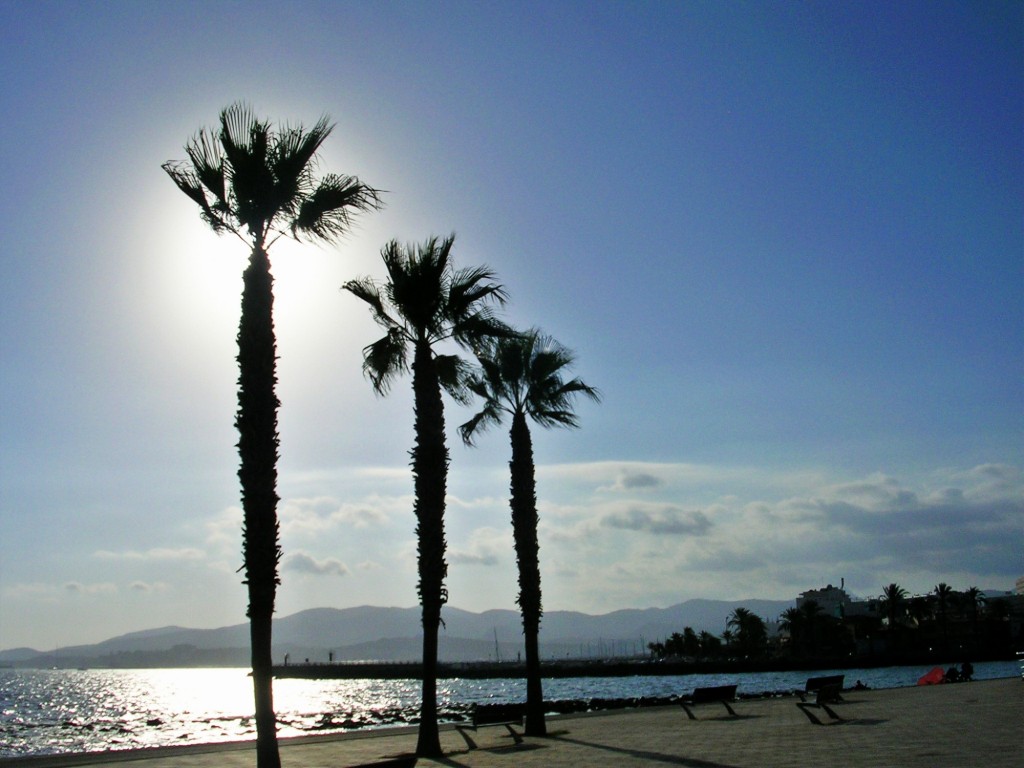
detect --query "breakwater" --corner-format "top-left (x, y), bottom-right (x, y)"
top-left (273, 650), bottom-right (1016, 680)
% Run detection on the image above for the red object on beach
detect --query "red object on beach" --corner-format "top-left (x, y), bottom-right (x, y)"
top-left (917, 666), bottom-right (945, 685)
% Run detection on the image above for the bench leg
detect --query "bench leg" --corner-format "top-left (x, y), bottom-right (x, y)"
top-left (720, 700), bottom-right (738, 717)
top-left (454, 725), bottom-right (478, 749)
top-left (680, 703), bottom-right (697, 720)
top-left (503, 723), bottom-right (524, 744)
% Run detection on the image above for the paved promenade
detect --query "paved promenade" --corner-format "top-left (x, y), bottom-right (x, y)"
top-left (5, 677), bottom-right (1020, 768)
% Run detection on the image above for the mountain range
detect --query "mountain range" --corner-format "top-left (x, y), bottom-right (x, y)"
top-left (1, 599), bottom-right (793, 668)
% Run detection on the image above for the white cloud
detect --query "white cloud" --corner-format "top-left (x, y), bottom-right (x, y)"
top-left (129, 581), bottom-right (168, 593)
top-left (601, 505), bottom-right (713, 536)
top-left (449, 527), bottom-right (508, 567)
top-left (63, 581), bottom-right (117, 595)
top-left (530, 463), bottom-right (1024, 612)
top-left (279, 495), bottom-right (395, 535)
top-left (93, 547), bottom-right (205, 561)
top-left (282, 552), bottom-right (349, 577)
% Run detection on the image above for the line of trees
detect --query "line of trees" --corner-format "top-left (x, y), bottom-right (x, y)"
top-left (165, 104), bottom-right (599, 763)
top-left (648, 582), bottom-right (1020, 666)
top-left (867, 582), bottom-right (1016, 660)
top-left (647, 606), bottom-right (769, 661)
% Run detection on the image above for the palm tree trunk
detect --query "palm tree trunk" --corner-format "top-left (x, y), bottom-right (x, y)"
top-left (411, 340), bottom-right (448, 758)
top-left (236, 246), bottom-right (282, 768)
top-left (509, 412), bottom-right (546, 737)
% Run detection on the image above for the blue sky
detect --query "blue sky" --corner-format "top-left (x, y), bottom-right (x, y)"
top-left (1, 1), bottom-right (1021, 650)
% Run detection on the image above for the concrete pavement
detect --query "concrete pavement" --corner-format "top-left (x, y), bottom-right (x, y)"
top-left (4, 677), bottom-right (1020, 768)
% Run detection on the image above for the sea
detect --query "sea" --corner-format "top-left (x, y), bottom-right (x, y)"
top-left (1, 660), bottom-right (1019, 758)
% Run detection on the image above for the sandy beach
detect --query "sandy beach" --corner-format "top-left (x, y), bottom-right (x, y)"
top-left (4, 677), bottom-right (1020, 768)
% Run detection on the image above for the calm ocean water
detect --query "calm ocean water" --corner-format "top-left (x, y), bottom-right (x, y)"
top-left (1, 661), bottom-right (1019, 757)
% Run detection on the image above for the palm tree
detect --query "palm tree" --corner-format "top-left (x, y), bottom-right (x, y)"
top-left (344, 235), bottom-right (510, 757)
top-left (779, 607), bottom-right (805, 657)
top-left (698, 630), bottom-right (722, 658)
top-left (163, 103), bottom-right (381, 768)
top-left (880, 583), bottom-right (907, 629)
top-left (934, 582), bottom-right (955, 652)
top-left (963, 586), bottom-right (985, 649)
top-left (459, 330), bottom-right (599, 736)
top-left (800, 600), bottom-right (825, 656)
top-left (721, 628), bottom-right (735, 651)
top-left (727, 607), bottom-right (767, 658)
top-left (879, 583), bottom-right (907, 655)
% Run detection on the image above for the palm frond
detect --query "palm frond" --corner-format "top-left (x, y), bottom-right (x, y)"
top-left (452, 309), bottom-right (516, 349)
top-left (271, 115), bottom-right (333, 201)
top-left (434, 354), bottom-right (472, 404)
top-left (292, 174), bottom-right (383, 241)
top-left (458, 398), bottom-right (505, 445)
top-left (218, 103), bottom-right (276, 240)
top-left (184, 128), bottom-right (229, 208)
top-left (343, 277), bottom-right (401, 331)
top-left (385, 237), bottom-right (449, 336)
top-left (448, 264), bottom-right (509, 318)
top-left (362, 329), bottom-right (408, 395)
top-left (161, 161), bottom-right (231, 233)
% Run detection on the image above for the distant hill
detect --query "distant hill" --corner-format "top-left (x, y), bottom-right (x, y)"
top-left (0, 599), bottom-right (792, 667)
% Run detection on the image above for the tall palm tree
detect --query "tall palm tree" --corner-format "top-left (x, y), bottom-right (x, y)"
top-left (344, 235), bottom-right (510, 757)
top-left (163, 103), bottom-right (381, 768)
top-left (459, 331), bottom-right (598, 736)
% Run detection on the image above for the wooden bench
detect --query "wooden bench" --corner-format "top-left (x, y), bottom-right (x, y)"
top-left (797, 674), bottom-right (845, 702)
top-left (454, 702), bottom-right (525, 749)
top-left (795, 682), bottom-right (844, 725)
top-left (679, 684), bottom-right (739, 720)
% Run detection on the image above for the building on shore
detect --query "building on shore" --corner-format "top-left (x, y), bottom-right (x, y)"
top-left (796, 581), bottom-right (855, 619)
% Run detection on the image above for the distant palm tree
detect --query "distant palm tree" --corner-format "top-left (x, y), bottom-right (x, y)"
top-left (934, 583), bottom-right (954, 652)
top-left (880, 583), bottom-right (907, 630)
top-left (963, 586), bottom-right (985, 648)
top-left (344, 235), bottom-right (509, 758)
top-left (879, 583), bottom-right (908, 655)
top-left (727, 608), bottom-right (767, 657)
top-left (721, 628), bottom-right (735, 650)
top-left (800, 600), bottom-right (825, 655)
top-left (698, 630), bottom-right (721, 657)
top-left (163, 103), bottom-right (381, 768)
top-left (779, 607), bottom-right (805, 656)
top-left (459, 330), bottom-right (599, 737)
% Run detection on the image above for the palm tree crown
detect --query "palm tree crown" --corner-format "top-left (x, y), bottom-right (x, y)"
top-left (460, 330), bottom-right (601, 443)
top-left (344, 235), bottom-right (511, 397)
top-left (163, 102), bottom-right (382, 249)
top-left (880, 582), bottom-right (908, 628)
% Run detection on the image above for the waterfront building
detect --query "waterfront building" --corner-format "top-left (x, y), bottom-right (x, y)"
top-left (796, 583), bottom-right (852, 618)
